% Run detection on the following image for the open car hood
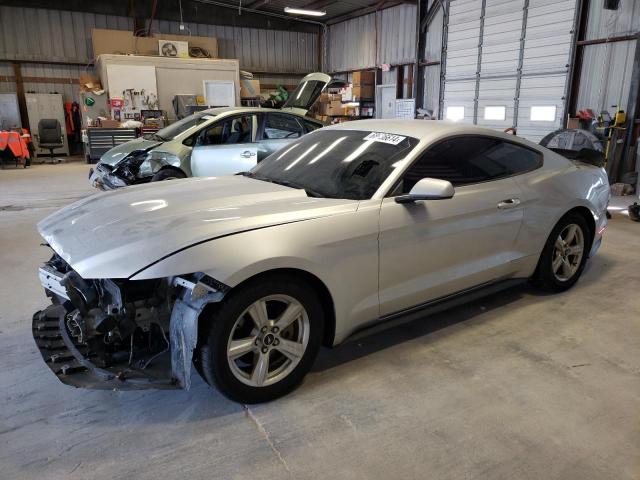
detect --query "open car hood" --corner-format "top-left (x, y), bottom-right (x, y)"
top-left (38, 175), bottom-right (356, 279)
top-left (280, 72), bottom-right (332, 116)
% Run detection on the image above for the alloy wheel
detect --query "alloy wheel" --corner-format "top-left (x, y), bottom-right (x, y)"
top-left (552, 223), bottom-right (584, 282)
top-left (226, 294), bottom-right (310, 387)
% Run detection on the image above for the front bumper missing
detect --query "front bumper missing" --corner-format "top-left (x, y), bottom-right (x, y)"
top-left (32, 305), bottom-right (179, 390)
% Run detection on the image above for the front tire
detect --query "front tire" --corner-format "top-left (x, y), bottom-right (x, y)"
top-left (151, 169), bottom-right (186, 182)
top-left (532, 213), bottom-right (590, 292)
top-left (198, 275), bottom-right (324, 403)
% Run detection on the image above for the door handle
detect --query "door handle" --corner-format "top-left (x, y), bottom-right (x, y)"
top-left (497, 198), bottom-right (521, 209)
top-left (240, 151), bottom-right (256, 158)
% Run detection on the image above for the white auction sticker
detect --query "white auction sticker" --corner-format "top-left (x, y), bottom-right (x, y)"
top-left (364, 132), bottom-right (406, 145)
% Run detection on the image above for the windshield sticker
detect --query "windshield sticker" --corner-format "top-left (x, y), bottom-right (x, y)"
top-left (364, 132), bottom-right (406, 145)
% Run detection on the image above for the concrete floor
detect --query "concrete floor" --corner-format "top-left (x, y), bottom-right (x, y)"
top-left (1, 162), bottom-right (639, 480)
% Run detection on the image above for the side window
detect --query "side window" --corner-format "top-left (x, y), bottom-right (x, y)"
top-left (263, 114), bottom-right (304, 139)
top-left (399, 136), bottom-right (541, 193)
top-left (198, 115), bottom-right (255, 146)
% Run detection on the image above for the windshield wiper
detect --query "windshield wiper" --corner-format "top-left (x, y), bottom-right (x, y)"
top-left (240, 172), bottom-right (325, 198)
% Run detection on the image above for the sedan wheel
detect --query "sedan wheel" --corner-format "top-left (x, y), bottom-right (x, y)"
top-left (227, 295), bottom-right (310, 387)
top-left (552, 224), bottom-right (584, 282)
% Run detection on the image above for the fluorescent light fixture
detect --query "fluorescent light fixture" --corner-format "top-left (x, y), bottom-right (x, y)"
top-left (484, 106), bottom-right (506, 121)
top-left (530, 105), bottom-right (556, 121)
top-left (446, 106), bottom-right (465, 121)
top-left (284, 6), bottom-right (327, 16)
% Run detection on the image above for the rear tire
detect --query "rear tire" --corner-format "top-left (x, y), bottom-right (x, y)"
top-left (197, 275), bottom-right (323, 403)
top-left (151, 169), bottom-right (186, 182)
top-left (532, 213), bottom-right (590, 292)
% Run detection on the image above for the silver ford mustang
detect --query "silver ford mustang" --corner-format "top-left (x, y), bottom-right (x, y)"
top-left (33, 120), bottom-right (610, 403)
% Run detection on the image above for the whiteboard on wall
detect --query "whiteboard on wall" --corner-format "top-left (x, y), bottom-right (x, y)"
top-left (203, 80), bottom-right (235, 107)
top-left (106, 65), bottom-right (158, 115)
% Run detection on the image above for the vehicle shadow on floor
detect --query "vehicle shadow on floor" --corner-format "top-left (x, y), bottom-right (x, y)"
top-left (311, 253), bottom-right (614, 374)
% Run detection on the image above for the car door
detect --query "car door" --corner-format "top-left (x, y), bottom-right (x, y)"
top-left (190, 113), bottom-right (259, 177)
top-left (378, 135), bottom-right (526, 316)
top-left (256, 113), bottom-right (306, 161)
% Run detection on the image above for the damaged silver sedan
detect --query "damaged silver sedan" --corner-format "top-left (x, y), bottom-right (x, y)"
top-left (33, 120), bottom-right (609, 403)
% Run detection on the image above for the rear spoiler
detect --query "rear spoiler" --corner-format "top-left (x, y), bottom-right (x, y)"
top-left (549, 148), bottom-right (605, 168)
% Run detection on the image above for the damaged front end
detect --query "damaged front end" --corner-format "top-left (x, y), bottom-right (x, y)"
top-left (33, 253), bottom-right (227, 390)
top-left (89, 143), bottom-right (164, 190)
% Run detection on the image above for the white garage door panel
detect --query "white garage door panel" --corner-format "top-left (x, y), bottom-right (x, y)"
top-left (517, 74), bottom-right (567, 143)
top-left (477, 77), bottom-right (516, 128)
top-left (443, 0), bottom-right (577, 140)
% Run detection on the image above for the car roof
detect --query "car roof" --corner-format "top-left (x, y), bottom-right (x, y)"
top-left (322, 119), bottom-right (540, 148)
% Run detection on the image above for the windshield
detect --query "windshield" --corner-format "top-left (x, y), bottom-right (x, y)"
top-left (248, 130), bottom-right (419, 200)
top-left (147, 113), bottom-right (216, 141)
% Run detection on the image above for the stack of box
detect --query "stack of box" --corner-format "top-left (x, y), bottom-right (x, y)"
top-left (352, 70), bottom-right (375, 101)
top-left (315, 93), bottom-right (344, 119)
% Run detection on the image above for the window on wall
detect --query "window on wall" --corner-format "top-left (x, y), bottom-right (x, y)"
top-left (446, 106), bottom-right (465, 121)
top-left (396, 136), bottom-right (542, 191)
top-left (484, 106), bottom-right (506, 121)
top-left (530, 106), bottom-right (556, 121)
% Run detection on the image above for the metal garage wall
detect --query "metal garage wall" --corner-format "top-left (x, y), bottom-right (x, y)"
top-left (0, 6), bottom-right (318, 73)
top-left (327, 13), bottom-right (377, 71)
top-left (377, 4), bottom-right (417, 65)
top-left (576, 0), bottom-right (640, 114)
top-left (327, 4), bottom-right (417, 72)
top-left (0, 62), bottom-right (17, 94)
top-left (442, 0), bottom-right (578, 142)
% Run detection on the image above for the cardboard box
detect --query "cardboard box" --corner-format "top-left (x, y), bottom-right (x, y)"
top-left (240, 79), bottom-right (261, 98)
top-left (567, 117), bottom-right (580, 129)
top-left (98, 119), bottom-right (121, 128)
top-left (327, 100), bottom-right (344, 116)
top-left (91, 28), bottom-right (218, 58)
top-left (152, 33), bottom-right (218, 58)
top-left (158, 39), bottom-right (189, 58)
top-left (352, 70), bottom-right (375, 86)
top-left (352, 84), bottom-right (374, 100)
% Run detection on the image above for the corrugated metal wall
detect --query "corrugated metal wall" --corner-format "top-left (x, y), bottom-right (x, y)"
top-left (0, 6), bottom-right (318, 71)
top-left (0, 5), bottom-right (318, 103)
top-left (327, 4), bottom-right (417, 72)
top-left (576, 0), bottom-right (640, 114)
top-left (441, 0), bottom-right (578, 142)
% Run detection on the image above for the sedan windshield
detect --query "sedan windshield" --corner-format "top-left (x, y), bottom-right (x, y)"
top-left (147, 113), bottom-right (216, 141)
top-left (248, 130), bottom-right (419, 200)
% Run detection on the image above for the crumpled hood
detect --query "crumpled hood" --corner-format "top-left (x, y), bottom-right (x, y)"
top-left (99, 138), bottom-right (162, 166)
top-left (38, 176), bottom-right (357, 279)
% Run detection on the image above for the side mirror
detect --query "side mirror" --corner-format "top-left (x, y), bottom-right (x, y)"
top-left (395, 178), bottom-right (455, 204)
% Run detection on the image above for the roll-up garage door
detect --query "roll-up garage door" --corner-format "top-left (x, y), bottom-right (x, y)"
top-left (442, 0), bottom-right (578, 143)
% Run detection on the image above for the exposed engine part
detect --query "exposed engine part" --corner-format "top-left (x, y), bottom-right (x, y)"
top-left (34, 253), bottom-right (230, 389)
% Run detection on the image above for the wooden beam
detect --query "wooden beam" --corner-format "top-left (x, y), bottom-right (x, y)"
top-left (13, 62), bottom-right (29, 130)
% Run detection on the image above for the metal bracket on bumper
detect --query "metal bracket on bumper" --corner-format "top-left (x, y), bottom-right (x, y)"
top-left (170, 288), bottom-right (225, 389)
top-left (32, 305), bottom-right (179, 390)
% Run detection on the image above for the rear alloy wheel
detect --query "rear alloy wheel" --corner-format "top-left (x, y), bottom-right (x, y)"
top-left (533, 213), bottom-right (590, 292)
top-left (551, 224), bottom-right (585, 282)
top-left (199, 276), bottom-right (323, 403)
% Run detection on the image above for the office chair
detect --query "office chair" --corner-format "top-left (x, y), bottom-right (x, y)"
top-left (36, 119), bottom-right (64, 163)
